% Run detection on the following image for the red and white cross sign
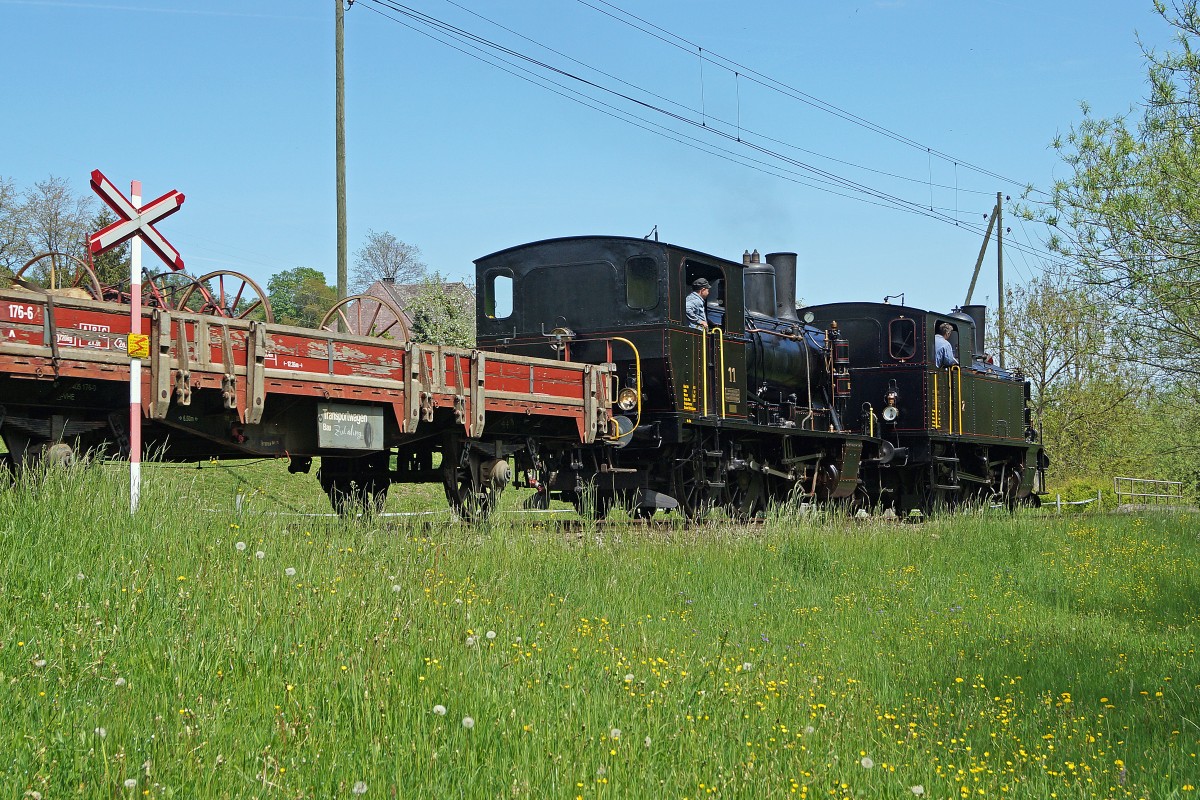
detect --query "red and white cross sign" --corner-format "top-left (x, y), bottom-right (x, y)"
top-left (87, 169), bottom-right (186, 271)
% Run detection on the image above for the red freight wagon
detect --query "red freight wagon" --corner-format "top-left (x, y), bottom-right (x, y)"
top-left (0, 288), bottom-right (615, 517)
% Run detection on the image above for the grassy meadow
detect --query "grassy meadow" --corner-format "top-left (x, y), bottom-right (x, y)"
top-left (0, 459), bottom-right (1197, 799)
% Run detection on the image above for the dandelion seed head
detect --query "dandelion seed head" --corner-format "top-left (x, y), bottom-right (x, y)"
top-left (742, 662), bottom-right (753, 672)
top-left (610, 728), bottom-right (621, 740)
top-left (461, 716), bottom-right (474, 729)
top-left (124, 778), bottom-right (138, 789)
top-left (235, 541), bottom-right (246, 551)
top-left (644, 736), bottom-right (652, 748)
top-left (29, 792), bottom-right (42, 800)
top-left (860, 756), bottom-right (874, 769)
top-left (803, 725), bottom-right (815, 735)
top-left (465, 635), bottom-right (478, 648)
top-left (624, 673), bottom-right (634, 683)
top-left (76, 572), bottom-right (85, 581)
top-left (392, 584), bottom-right (402, 593)
top-left (284, 567), bottom-right (296, 577)
top-left (351, 781), bottom-right (368, 795)
top-left (114, 677), bottom-right (126, 687)
top-left (94, 727), bottom-right (107, 738)
top-left (33, 659), bottom-right (46, 668)
top-left (433, 704), bottom-right (447, 716)
top-left (911, 786), bottom-right (925, 796)
top-left (255, 551), bottom-right (265, 560)
top-left (485, 630), bottom-right (496, 640)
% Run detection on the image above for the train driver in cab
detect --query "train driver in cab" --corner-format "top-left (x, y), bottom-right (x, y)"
top-left (686, 278), bottom-right (710, 331)
top-left (934, 322), bottom-right (958, 368)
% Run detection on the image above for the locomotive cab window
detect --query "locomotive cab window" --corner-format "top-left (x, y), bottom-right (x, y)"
top-left (888, 318), bottom-right (916, 361)
top-left (484, 270), bottom-right (513, 319)
top-left (625, 256), bottom-right (659, 310)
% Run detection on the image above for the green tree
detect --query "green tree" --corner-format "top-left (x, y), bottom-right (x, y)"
top-left (1031, 0), bottom-right (1200, 382)
top-left (90, 208), bottom-right (130, 291)
top-left (268, 267), bottom-right (337, 328)
top-left (406, 274), bottom-right (475, 347)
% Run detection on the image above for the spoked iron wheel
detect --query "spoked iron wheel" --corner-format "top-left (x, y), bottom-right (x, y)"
top-left (175, 270), bottom-right (273, 322)
top-left (724, 470), bottom-right (768, 522)
top-left (320, 294), bottom-right (410, 340)
top-left (13, 252), bottom-right (104, 300)
top-left (671, 444), bottom-right (720, 522)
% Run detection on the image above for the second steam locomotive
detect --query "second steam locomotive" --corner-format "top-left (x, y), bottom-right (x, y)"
top-left (475, 235), bottom-right (1043, 518)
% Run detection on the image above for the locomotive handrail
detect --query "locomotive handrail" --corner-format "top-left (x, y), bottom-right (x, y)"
top-left (931, 372), bottom-right (941, 431)
top-left (709, 327), bottom-right (726, 420)
top-left (700, 327), bottom-right (709, 417)
top-left (950, 365), bottom-right (963, 434)
top-left (607, 336), bottom-right (642, 440)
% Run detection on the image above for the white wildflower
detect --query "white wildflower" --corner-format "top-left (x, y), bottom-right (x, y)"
top-left (644, 736), bottom-right (652, 748)
top-left (76, 572), bottom-right (85, 581)
top-left (466, 635), bottom-right (478, 648)
top-left (485, 630), bottom-right (496, 640)
top-left (742, 662), bottom-right (753, 672)
top-left (284, 567), bottom-right (296, 577)
top-left (235, 541), bottom-right (246, 551)
top-left (911, 787), bottom-right (925, 797)
top-left (352, 781), bottom-right (368, 795)
top-left (94, 727), bottom-right (107, 738)
top-left (114, 677), bottom-right (127, 687)
top-left (33, 659), bottom-right (46, 668)
top-left (391, 584), bottom-right (402, 593)
top-left (433, 704), bottom-right (447, 716)
top-left (461, 716), bottom-right (474, 729)
top-left (255, 551), bottom-right (265, 560)
top-left (860, 756), bottom-right (874, 769)
top-left (124, 778), bottom-right (138, 789)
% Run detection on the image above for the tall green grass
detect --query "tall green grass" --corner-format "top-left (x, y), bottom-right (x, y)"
top-left (1, 462), bottom-right (1196, 799)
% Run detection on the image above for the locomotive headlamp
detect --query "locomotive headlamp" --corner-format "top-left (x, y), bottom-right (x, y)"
top-left (617, 387), bottom-right (639, 412)
top-left (882, 388), bottom-right (900, 422)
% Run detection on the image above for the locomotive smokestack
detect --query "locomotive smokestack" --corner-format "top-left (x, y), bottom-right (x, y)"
top-left (766, 252), bottom-right (799, 322)
top-left (742, 250), bottom-right (776, 318)
top-left (961, 304), bottom-right (987, 358)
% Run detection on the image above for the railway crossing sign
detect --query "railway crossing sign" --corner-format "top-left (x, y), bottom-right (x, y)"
top-left (87, 169), bottom-right (186, 271)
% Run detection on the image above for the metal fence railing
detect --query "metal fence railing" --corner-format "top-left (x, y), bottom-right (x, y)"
top-left (1113, 476), bottom-right (1186, 507)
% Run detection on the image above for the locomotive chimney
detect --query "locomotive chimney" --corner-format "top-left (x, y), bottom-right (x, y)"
top-left (766, 252), bottom-right (800, 322)
top-left (961, 304), bottom-right (988, 358)
top-left (742, 249), bottom-right (776, 318)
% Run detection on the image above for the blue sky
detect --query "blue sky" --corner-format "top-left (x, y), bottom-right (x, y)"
top-left (0, 0), bottom-right (1174, 315)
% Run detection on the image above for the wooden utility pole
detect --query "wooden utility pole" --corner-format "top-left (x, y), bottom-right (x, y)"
top-left (996, 191), bottom-right (1005, 369)
top-left (963, 191), bottom-right (1006, 367)
top-left (335, 0), bottom-right (348, 300)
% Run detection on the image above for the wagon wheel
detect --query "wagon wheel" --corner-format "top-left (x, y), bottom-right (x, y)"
top-left (175, 270), bottom-right (273, 323)
top-left (320, 294), bottom-right (409, 340)
top-left (13, 252), bottom-right (104, 300)
top-left (141, 271), bottom-right (203, 311)
top-left (442, 436), bottom-right (495, 522)
top-left (671, 444), bottom-right (719, 522)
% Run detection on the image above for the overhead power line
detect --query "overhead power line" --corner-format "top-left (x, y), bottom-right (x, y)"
top-left (355, 0), bottom-right (1064, 268)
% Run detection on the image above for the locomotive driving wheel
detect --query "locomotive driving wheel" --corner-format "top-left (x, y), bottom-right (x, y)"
top-left (724, 470), bottom-right (768, 522)
top-left (671, 441), bottom-right (721, 522)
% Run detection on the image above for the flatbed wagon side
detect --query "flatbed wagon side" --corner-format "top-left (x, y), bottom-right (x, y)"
top-left (0, 289), bottom-right (614, 514)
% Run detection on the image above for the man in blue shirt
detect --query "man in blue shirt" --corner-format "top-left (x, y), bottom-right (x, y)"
top-left (686, 278), bottom-right (710, 330)
top-left (934, 322), bottom-right (958, 368)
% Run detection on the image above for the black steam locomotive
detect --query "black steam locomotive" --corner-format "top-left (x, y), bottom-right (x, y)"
top-left (475, 235), bottom-right (1043, 518)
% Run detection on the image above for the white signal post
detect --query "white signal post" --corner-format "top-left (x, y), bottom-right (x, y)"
top-left (129, 181), bottom-right (142, 513)
top-left (86, 169), bottom-right (185, 514)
